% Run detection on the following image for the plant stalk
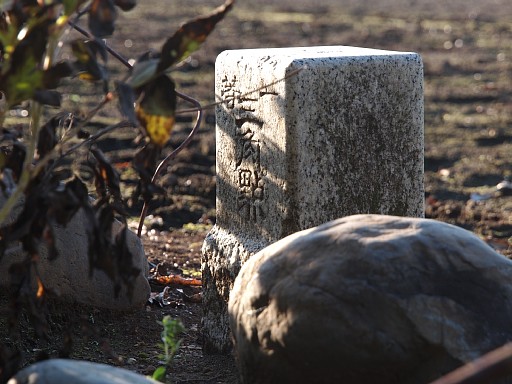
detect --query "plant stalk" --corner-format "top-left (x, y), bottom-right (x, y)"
top-left (137, 92), bottom-right (203, 237)
top-left (0, 102), bottom-right (42, 226)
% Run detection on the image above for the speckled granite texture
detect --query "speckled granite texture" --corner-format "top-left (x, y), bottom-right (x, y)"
top-left (202, 46), bottom-right (424, 353)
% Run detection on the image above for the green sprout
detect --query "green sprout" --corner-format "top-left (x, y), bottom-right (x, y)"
top-left (152, 316), bottom-right (185, 382)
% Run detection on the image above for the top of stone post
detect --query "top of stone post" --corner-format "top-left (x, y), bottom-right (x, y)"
top-left (214, 45), bottom-right (423, 244)
top-left (216, 45), bottom-right (421, 67)
top-left (218, 45), bottom-right (417, 57)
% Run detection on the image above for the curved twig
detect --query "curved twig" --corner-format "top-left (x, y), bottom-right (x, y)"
top-left (137, 91), bottom-right (203, 237)
top-left (174, 67), bottom-right (305, 115)
top-left (68, 21), bottom-right (133, 70)
top-left (429, 343), bottom-right (512, 384)
top-left (61, 120), bottom-right (135, 159)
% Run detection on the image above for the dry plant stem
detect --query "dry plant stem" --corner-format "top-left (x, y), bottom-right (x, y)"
top-left (0, 103), bottom-right (42, 226)
top-left (430, 343), bottom-right (512, 384)
top-left (68, 21), bottom-right (132, 70)
top-left (31, 93), bottom-right (124, 178)
top-left (83, 93), bottom-right (113, 122)
top-left (41, 120), bottom-right (135, 177)
top-left (0, 23), bottom-right (63, 226)
top-left (175, 67), bottom-right (305, 115)
top-left (62, 121), bottom-right (134, 158)
top-left (137, 91), bottom-right (203, 237)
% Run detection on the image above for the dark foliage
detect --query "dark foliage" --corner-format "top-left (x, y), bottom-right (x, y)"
top-left (0, 0), bottom-right (234, 378)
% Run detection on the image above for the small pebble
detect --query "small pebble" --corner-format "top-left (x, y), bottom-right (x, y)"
top-left (126, 357), bottom-right (137, 365)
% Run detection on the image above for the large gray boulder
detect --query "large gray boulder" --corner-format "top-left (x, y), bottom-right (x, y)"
top-left (8, 359), bottom-right (159, 384)
top-left (0, 207), bottom-right (150, 310)
top-left (229, 214), bottom-right (512, 384)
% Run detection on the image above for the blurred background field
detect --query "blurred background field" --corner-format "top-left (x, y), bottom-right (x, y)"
top-left (101, 0), bottom-right (512, 253)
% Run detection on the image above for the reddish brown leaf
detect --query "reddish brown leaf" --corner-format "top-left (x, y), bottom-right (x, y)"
top-left (90, 147), bottom-right (123, 206)
top-left (152, 275), bottom-right (202, 287)
top-left (88, 0), bottom-right (117, 38)
top-left (36, 277), bottom-right (44, 298)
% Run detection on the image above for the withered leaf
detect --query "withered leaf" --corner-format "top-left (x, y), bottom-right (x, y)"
top-left (132, 143), bottom-right (163, 202)
top-left (151, 275), bottom-right (201, 286)
top-left (88, 204), bottom-right (115, 279)
top-left (115, 81), bottom-right (138, 125)
top-left (135, 75), bottom-right (176, 147)
top-left (0, 172), bottom-right (88, 264)
top-left (36, 113), bottom-right (73, 159)
top-left (157, 0), bottom-right (234, 73)
top-left (0, 133), bottom-right (25, 180)
top-left (53, 175), bottom-right (90, 225)
top-left (71, 39), bottom-right (108, 84)
top-left (33, 90), bottom-right (61, 107)
top-left (114, 0), bottom-right (136, 11)
top-left (90, 147), bottom-right (122, 203)
top-left (88, 0), bottom-right (117, 38)
top-left (89, 147), bottom-right (128, 217)
top-left (10, 19), bottom-right (51, 69)
top-left (132, 143), bottom-right (160, 183)
top-left (113, 224), bottom-right (140, 299)
top-left (42, 61), bottom-right (74, 89)
top-left (37, 115), bottom-right (61, 159)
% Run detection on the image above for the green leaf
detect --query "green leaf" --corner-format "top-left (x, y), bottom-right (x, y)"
top-left (62, 0), bottom-right (87, 16)
top-left (0, 16), bottom-right (20, 69)
top-left (151, 366), bottom-right (166, 382)
top-left (156, 0), bottom-right (234, 73)
top-left (126, 57), bottom-right (159, 89)
top-left (4, 55), bottom-right (43, 106)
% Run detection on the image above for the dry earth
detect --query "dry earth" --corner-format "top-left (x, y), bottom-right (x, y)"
top-left (2, 0), bottom-right (512, 383)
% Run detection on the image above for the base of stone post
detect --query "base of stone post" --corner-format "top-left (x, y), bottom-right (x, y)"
top-left (201, 226), bottom-right (270, 353)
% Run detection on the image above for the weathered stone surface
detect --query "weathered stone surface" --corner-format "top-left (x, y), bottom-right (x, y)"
top-left (0, 207), bottom-right (150, 310)
top-left (203, 45), bottom-right (424, 352)
top-left (229, 214), bottom-right (512, 384)
top-left (8, 359), bottom-right (159, 384)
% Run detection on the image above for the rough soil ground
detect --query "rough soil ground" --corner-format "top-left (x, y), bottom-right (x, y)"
top-left (2, 0), bottom-right (512, 383)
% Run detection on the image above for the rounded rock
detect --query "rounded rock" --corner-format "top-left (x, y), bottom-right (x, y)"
top-left (229, 214), bottom-right (512, 384)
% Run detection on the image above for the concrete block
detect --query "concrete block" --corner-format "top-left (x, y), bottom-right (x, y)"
top-left (202, 46), bottom-right (424, 353)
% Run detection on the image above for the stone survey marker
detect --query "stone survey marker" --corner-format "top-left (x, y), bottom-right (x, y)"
top-left (202, 46), bottom-right (424, 353)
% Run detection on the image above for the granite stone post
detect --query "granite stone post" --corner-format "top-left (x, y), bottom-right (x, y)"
top-left (202, 46), bottom-right (424, 353)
